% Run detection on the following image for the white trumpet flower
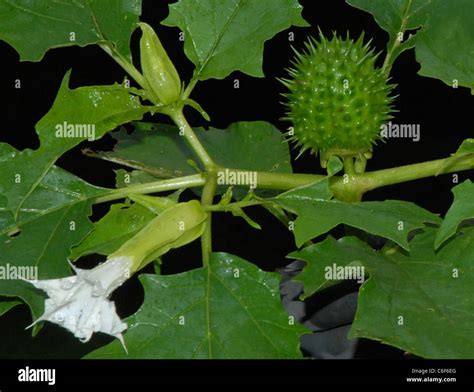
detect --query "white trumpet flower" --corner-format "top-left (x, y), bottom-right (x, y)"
top-left (27, 256), bottom-right (133, 351)
top-left (25, 200), bottom-right (207, 352)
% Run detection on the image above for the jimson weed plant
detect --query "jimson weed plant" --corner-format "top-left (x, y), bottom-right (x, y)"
top-left (0, 0), bottom-right (473, 360)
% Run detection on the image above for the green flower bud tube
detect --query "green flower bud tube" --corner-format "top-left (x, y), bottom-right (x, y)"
top-left (110, 200), bottom-right (207, 271)
top-left (139, 22), bottom-right (182, 105)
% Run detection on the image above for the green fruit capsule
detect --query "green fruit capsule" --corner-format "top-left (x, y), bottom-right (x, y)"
top-left (139, 22), bottom-right (182, 105)
top-left (110, 200), bottom-right (207, 271)
top-left (281, 32), bottom-right (395, 163)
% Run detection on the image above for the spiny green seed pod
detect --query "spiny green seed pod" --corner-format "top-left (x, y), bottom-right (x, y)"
top-left (139, 22), bottom-right (182, 105)
top-left (281, 32), bottom-right (395, 164)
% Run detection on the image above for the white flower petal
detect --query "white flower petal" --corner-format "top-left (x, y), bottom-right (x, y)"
top-left (26, 256), bottom-right (133, 351)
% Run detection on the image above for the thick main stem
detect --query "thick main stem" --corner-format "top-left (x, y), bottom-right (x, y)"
top-left (200, 170), bottom-right (217, 267)
top-left (356, 154), bottom-right (474, 192)
top-left (94, 154), bottom-right (474, 206)
top-left (168, 109), bottom-right (217, 266)
top-left (222, 153), bottom-right (474, 197)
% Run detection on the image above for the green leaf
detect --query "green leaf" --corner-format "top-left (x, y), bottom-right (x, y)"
top-left (0, 0), bottom-right (142, 61)
top-left (86, 253), bottom-right (307, 358)
top-left (276, 182), bottom-right (441, 249)
top-left (70, 202), bottom-right (157, 259)
top-left (435, 138), bottom-right (474, 175)
top-left (184, 98), bottom-right (211, 121)
top-left (346, 0), bottom-right (429, 74)
top-left (36, 72), bottom-right (149, 153)
top-left (347, 0), bottom-right (474, 90)
top-left (0, 298), bottom-right (21, 317)
top-left (414, 0), bottom-right (474, 92)
top-left (455, 139), bottom-right (474, 155)
top-left (276, 178), bottom-right (333, 203)
top-left (0, 281), bottom-right (46, 328)
top-left (229, 208), bottom-right (262, 230)
top-left (114, 169), bottom-right (160, 187)
top-left (127, 194), bottom-right (177, 214)
top-left (85, 147), bottom-right (178, 179)
top-left (110, 124), bottom-right (193, 178)
top-left (105, 121), bottom-right (292, 178)
top-left (289, 236), bottom-right (372, 299)
top-left (162, 0), bottom-right (308, 80)
top-left (0, 165), bottom-right (105, 270)
top-left (326, 156), bottom-right (344, 176)
top-left (292, 228), bottom-right (474, 358)
top-left (347, 0), bottom-right (430, 44)
top-left (1, 72), bottom-right (148, 219)
top-left (435, 180), bottom-right (474, 249)
top-left (355, 227), bottom-right (474, 358)
top-left (0, 72), bottom-right (147, 230)
top-left (0, 164), bottom-right (106, 319)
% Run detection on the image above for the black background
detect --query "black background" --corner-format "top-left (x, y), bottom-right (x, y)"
top-left (0, 0), bottom-right (472, 375)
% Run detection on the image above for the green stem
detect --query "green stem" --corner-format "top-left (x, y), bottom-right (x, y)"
top-left (354, 155), bottom-right (368, 174)
top-left (355, 154), bottom-right (474, 193)
top-left (93, 154), bottom-right (474, 205)
top-left (169, 109), bottom-right (215, 169)
top-left (94, 174), bottom-right (205, 204)
top-left (221, 152), bottom-right (474, 197)
top-left (183, 77), bottom-right (198, 100)
top-left (99, 43), bottom-right (147, 90)
top-left (381, 0), bottom-right (412, 74)
top-left (200, 170), bottom-right (218, 267)
top-left (343, 157), bottom-right (356, 176)
top-left (206, 200), bottom-right (264, 212)
top-left (223, 169), bottom-right (324, 190)
top-left (381, 37), bottom-right (401, 75)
